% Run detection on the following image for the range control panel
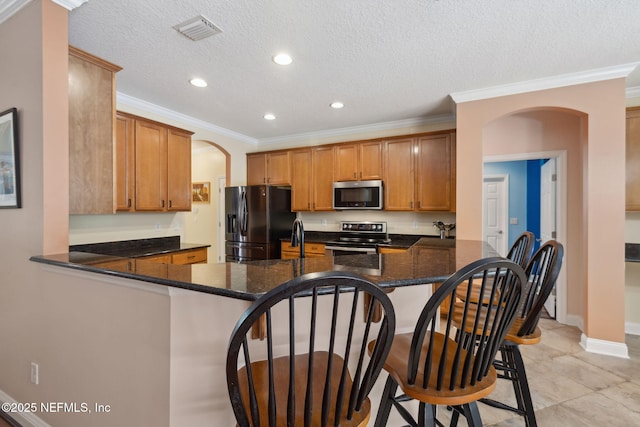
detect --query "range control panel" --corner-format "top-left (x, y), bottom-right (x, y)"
top-left (340, 221), bottom-right (387, 233)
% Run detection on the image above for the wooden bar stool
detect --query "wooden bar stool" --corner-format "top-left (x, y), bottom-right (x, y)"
top-left (455, 231), bottom-right (534, 305)
top-left (475, 240), bottom-right (564, 427)
top-left (226, 271), bottom-right (396, 427)
top-left (370, 258), bottom-right (526, 427)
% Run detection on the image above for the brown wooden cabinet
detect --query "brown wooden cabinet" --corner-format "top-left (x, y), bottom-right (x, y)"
top-left (247, 130), bottom-right (455, 212)
top-left (291, 147), bottom-right (334, 211)
top-left (115, 113), bottom-right (135, 211)
top-left (138, 247), bottom-right (208, 265)
top-left (68, 46), bottom-right (122, 214)
top-left (384, 132), bottom-right (455, 211)
top-left (627, 107), bottom-right (640, 210)
top-left (384, 138), bottom-right (416, 210)
top-left (334, 141), bottom-right (383, 181)
top-left (247, 151), bottom-right (291, 185)
top-left (415, 133), bottom-right (454, 211)
top-left (116, 112), bottom-right (193, 212)
top-left (281, 242), bottom-right (326, 259)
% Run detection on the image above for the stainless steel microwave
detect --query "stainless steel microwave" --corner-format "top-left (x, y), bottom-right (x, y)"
top-left (333, 180), bottom-right (383, 210)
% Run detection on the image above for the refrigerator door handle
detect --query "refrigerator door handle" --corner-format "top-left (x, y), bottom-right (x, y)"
top-left (227, 214), bottom-right (236, 233)
top-left (240, 191), bottom-right (248, 236)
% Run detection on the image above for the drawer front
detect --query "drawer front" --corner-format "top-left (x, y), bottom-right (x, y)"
top-left (172, 249), bottom-right (207, 265)
top-left (281, 241), bottom-right (325, 255)
top-left (140, 254), bottom-right (172, 264)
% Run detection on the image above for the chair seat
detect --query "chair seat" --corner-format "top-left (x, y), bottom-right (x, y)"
top-left (455, 279), bottom-right (502, 305)
top-left (374, 333), bottom-right (498, 407)
top-left (237, 351), bottom-right (371, 427)
top-left (504, 318), bottom-right (541, 345)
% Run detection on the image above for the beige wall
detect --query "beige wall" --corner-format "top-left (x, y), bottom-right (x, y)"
top-left (0, 3), bottom-right (171, 426)
top-left (184, 142), bottom-right (227, 262)
top-left (456, 79), bottom-right (627, 345)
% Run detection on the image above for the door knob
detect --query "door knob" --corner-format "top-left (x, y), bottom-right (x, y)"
top-left (498, 230), bottom-right (503, 234)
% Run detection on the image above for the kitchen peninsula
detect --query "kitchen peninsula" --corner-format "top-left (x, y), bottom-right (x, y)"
top-left (31, 238), bottom-right (498, 300)
top-left (28, 238), bottom-right (498, 426)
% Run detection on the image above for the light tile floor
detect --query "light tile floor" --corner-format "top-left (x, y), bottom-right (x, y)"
top-left (440, 317), bottom-right (640, 426)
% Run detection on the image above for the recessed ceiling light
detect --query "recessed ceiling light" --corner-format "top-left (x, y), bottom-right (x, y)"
top-left (273, 53), bottom-right (293, 65)
top-left (264, 113), bottom-right (276, 120)
top-left (330, 101), bottom-right (344, 109)
top-left (190, 78), bottom-right (208, 87)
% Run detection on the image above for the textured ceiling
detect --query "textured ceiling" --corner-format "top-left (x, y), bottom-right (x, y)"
top-left (67, 0), bottom-right (640, 143)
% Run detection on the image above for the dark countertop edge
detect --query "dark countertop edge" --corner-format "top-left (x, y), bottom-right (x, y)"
top-left (29, 254), bottom-right (441, 301)
top-left (29, 255), bottom-right (258, 301)
top-left (70, 236), bottom-right (211, 258)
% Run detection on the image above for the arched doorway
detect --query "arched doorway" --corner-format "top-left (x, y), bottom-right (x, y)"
top-left (185, 140), bottom-right (230, 263)
top-left (482, 108), bottom-right (583, 326)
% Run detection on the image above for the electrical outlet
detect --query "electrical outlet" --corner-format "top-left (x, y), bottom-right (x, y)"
top-left (509, 217), bottom-right (518, 225)
top-left (30, 362), bottom-right (39, 385)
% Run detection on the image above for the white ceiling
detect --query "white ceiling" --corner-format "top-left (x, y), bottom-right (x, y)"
top-left (66, 0), bottom-right (640, 144)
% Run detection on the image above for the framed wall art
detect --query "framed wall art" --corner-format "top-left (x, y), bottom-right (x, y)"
top-left (192, 181), bottom-right (210, 203)
top-left (0, 107), bottom-right (20, 209)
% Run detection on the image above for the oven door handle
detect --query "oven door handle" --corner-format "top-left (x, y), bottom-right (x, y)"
top-left (325, 245), bottom-right (377, 254)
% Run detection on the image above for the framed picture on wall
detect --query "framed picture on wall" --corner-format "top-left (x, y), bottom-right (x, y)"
top-left (192, 182), bottom-right (210, 203)
top-left (0, 107), bottom-right (21, 209)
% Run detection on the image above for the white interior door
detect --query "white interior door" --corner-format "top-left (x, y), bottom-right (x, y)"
top-left (483, 175), bottom-right (508, 256)
top-left (217, 176), bottom-right (226, 263)
top-left (540, 158), bottom-right (557, 317)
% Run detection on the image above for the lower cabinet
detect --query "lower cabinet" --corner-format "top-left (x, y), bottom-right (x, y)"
top-left (281, 242), bottom-right (326, 259)
top-left (138, 247), bottom-right (208, 265)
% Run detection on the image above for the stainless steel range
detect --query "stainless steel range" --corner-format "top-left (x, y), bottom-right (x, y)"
top-left (325, 221), bottom-right (390, 256)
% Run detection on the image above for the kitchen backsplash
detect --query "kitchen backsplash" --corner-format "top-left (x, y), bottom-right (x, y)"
top-left (299, 211), bottom-right (456, 237)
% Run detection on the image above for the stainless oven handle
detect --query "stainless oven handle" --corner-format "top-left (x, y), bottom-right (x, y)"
top-left (325, 246), bottom-right (377, 254)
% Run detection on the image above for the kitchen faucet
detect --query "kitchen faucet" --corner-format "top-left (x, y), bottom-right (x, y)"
top-left (291, 218), bottom-right (305, 258)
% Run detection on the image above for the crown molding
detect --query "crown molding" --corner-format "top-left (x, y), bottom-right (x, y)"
top-left (0, 0), bottom-right (30, 25)
top-left (51, 0), bottom-right (88, 10)
top-left (627, 85), bottom-right (640, 99)
top-left (116, 92), bottom-right (259, 145)
top-left (451, 62), bottom-right (640, 104)
top-left (257, 114), bottom-right (456, 146)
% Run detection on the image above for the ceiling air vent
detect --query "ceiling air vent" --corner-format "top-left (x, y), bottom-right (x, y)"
top-left (173, 15), bottom-right (222, 41)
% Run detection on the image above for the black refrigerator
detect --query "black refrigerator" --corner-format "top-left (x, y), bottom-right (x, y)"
top-left (225, 185), bottom-right (296, 261)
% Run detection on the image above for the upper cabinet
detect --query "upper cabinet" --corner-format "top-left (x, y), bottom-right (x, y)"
top-left (116, 112), bottom-right (193, 212)
top-left (246, 130), bottom-right (456, 212)
top-left (334, 141), bottom-right (383, 181)
top-left (627, 107), bottom-right (640, 211)
top-left (247, 151), bottom-right (291, 185)
top-left (384, 132), bottom-right (455, 211)
top-left (290, 147), bottom-right (334, 211)
top-left (68, 46), bottom-right (122, 214)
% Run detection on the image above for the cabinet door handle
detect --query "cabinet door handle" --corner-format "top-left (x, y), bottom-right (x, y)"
top-left (353, 172), bottom-right (356, 178)
top-left (162, 200), bottom-right (165, 208)
top-left (417, 201), bottom-right (421, 209)
top-left (169, 200), bottom-right (172, 208)
top-left (127, 198), bottom-right (131, 208)
top-left (410, 201), bottom-right (414, 209)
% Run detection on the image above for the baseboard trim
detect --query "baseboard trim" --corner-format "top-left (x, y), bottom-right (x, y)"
top-left (625, 321), bottom-right (640, 336)
top-left (580, 333), bottom-right (630, 359)
top-left (0, 389), bottom-right (51, 427)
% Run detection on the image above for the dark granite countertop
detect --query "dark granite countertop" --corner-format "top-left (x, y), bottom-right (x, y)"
top-left (626, 243), bottom-right (640, 262)
top-left (31, 238), bottom-right (498, 301)
top-left (70, 236), bottom-right (210, 258)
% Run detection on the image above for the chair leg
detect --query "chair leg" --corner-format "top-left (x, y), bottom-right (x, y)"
top-left (418, 402), bottom-right (437, 427)
top-left (461, 402), bottom-right (483, 427)
top-left (374, 375), bottom-right (397, 427)
top-left (510, 344), bottom-right (537, 427)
